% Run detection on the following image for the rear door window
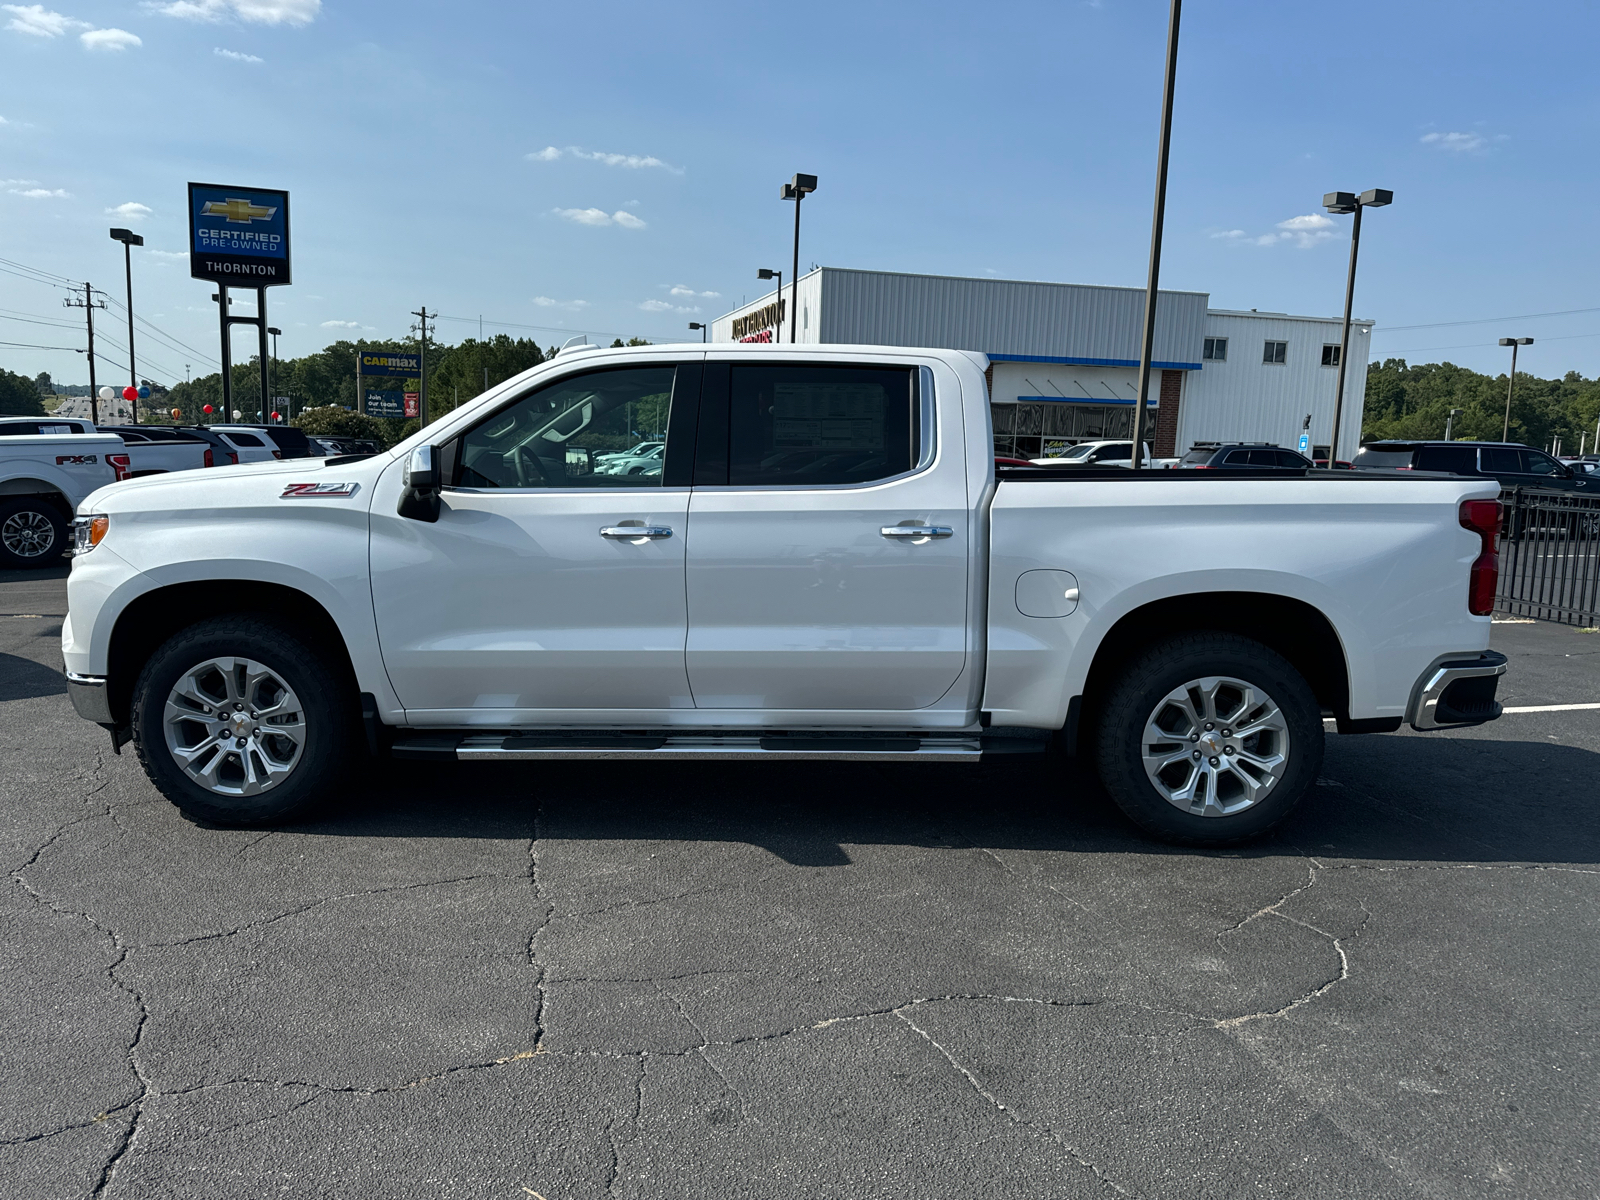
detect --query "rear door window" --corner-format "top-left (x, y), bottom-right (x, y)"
top-left (1413, 446), bottom-right (1478, 474)
top-left (1478, 447), bottom-right (1521, 474)
top-left (1273, 450), bottom-right (1309, 468)
top-left (725, 364), bottom-right (916, 487)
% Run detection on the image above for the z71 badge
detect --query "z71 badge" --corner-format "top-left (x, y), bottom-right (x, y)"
top-left (280, 482), bottom-right (359, 499)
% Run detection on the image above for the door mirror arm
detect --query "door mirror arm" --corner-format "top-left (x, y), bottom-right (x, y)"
top-left (398, 444), bottom-right (442, 522)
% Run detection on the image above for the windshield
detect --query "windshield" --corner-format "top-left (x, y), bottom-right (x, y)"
top-left (1053, 444), bottom-right (1096, 460)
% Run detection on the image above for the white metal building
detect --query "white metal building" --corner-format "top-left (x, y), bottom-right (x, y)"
top-left (708, 268), bottom-right (1372, 460)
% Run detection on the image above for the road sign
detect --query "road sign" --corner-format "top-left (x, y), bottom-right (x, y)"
top-left (404, 392), bottom-right (420, 418)
top-left (365, 389), bottom-right (406, 418)
top-left (360, 352), bottom-right (421, 376)
top-left (1298, 434), bottom-right (1311, 454)
top-left (188, 182), bottom-right (291, 286)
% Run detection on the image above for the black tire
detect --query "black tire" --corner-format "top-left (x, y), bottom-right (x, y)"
top-left (131, 615), bottom-right (356, 826)
top-left (0, 496), bottom-right (68, 569)
top-left (1093, 632), bottom-right (1324, 846)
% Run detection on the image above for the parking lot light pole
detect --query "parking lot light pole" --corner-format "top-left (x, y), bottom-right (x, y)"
top-left (1445, 407), bottom-right (1464, 441)
top-left (780, 174), bottom-right (816, 343)
top-left (1499, 337), bottom-right (1534, 441)
top-left (109, 227), bottom-right (144, 425)
top-left (1322, 189), bottom-right (1393, 464)
top-left (756, 269), bottom-right (783, 339)
top-left (267, 326), bottom-right (281, 421)
top-left (1130, 0), bottom-right (1181, 471)
top-left (688, 321), bottom-right (707, 343)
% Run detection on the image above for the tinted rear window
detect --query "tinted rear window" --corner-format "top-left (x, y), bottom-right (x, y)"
top-left (226, 432), bottom-right (265, 447)
top-left (1353, 448), bottom-right (1415, 470)
top-left (1181, 447), bottom-right (1217, 464)
top-left (1413, 445), bottom-right (1479, 474)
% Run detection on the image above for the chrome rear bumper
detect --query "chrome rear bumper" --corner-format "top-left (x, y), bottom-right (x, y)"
top-left (1407, 651), bottom-right (1508, 731)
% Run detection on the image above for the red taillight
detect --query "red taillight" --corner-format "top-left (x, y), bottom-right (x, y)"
top-left (108, 453), bottom-right (132, 482)
top-left (1460, 499), bottom-right (1500, 616)
top-left (227, 452), bottom-right (238, 465)
top-left (272, 450), bottom-right (283, 460)
top-left (203, 448), bottom-right (214, 468)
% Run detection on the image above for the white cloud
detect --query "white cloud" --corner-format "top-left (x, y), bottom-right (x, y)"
top-left (1421, 130), bottom-right (1488, 153)
top-left (531, 296), bottom-right (589, 310)
top-left (146, 0), bottom-right (318, 24)
top-left (9, 186), bottom-right (69, 197)
top-left (145, 249), bottom-right (188, 259)
top-left (1214, 214), bottom-right (1338, 250)
top-left (320, 319), bottom-right (362, 328)
top-left (106, 201), bottom-right (152, 219)
top-left (529, 145), bottom-right (682, 174)
top-left (1, 177), bottom-right (38, 185)
top-left (81, 27), bottom-right (140, 49)
top-left (664, 284), bottom-right (720, 298)
top-left (639, 299), bottom-right (699, 314)
top-left (552, 207), bottom-right (646, 229)
top-left (214, 45), bottom-right (261, 60)
top-left (3, 4), bottom-right (87, 36)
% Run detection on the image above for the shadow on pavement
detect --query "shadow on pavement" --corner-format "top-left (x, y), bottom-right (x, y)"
top-left (0, 651), bottom-right (65, 701)
top-left (263, 732), bottom-right (1600, 868)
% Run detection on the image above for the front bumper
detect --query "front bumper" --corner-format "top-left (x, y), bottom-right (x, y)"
top-left (66, 673), bottom-right (114, 727)
top-left (1407, 651), bottom-right (1508, 731)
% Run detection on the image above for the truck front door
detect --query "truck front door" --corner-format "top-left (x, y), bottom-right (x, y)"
top-left (684, 361), bottom-right (969, 712)
top-left (370, 362), bottom-right (699, 721)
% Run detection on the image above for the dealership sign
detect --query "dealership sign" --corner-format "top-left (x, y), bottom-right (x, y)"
top-left (360, 352), bottom-right (421, 375)
top-left (365, 389), bottom-right (406, 418)
top-left (188, 182), bottom-right (291, 286)
top-left (731, 298), bottom-right (785, 342)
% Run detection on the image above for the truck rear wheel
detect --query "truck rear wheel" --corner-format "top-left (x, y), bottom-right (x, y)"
top-left (131, 615), bottom-right (355, 826)
top-left (1093, 632), bottom-right (1323, 845)
top-left (0, 497), bottom-right (67, 568)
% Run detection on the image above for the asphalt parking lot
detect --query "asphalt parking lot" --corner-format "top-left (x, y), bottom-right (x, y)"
top-left (2, 566), bottom-right (1596, 1199)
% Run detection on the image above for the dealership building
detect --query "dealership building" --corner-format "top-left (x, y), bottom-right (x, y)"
top-left (708, 268), bottom-right (1373, 460)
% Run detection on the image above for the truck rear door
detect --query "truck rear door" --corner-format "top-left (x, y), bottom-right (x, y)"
top-left (683, 361), bottom-right (968, 711)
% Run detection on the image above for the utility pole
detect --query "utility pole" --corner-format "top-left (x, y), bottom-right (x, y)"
top-left (1499, 337), bottom-right (1534, 442)
top-left (64, 282), bottom-right (106, 424)
top-left (411, 306), bottom-right (433, 425)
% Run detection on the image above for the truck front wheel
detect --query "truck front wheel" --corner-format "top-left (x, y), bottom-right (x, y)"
top-left (130, 615), bottom-right (355, 826)
top-left (0, 497), bottom-right (67, 568)
top-left (1093, 633), bottom-right (1324, 845)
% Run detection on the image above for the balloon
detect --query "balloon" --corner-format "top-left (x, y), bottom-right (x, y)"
top-left (98, 386), bottom-right (115, 401)
top-left (231, 410), bottom-right (242, 419)
top-left (122, 386), bottom-right (137, 402)
top-left (170, 408), bottom-right (181, 420)
top-left (269, 411), bottom-right (280, 421)
top-left (137, 386), bottom-right (150, 399)
top-left (202, 404), bottom-right (213, 414)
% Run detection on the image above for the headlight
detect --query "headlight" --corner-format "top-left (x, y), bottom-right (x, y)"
top-left (71, 514), bottom-right (109, 556)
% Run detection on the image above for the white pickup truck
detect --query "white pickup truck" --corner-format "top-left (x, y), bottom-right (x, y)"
top-left (62, 344), bottom-right (1507, 843)
top-left (0, 429), bottom-right (122, 567)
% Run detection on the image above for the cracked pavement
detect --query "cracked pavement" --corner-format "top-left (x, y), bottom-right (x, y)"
top-left (3, 564), bottom-right (1597, 1198)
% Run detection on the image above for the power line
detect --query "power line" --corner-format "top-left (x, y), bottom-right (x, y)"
top-left (0, 311), bottom-right (83, 331)
top-left (0, 255), bottom-right (79, 287)
top-left (0, 339), bottom-right (84, 353)
top-left (1381, 330), bottom-right (1600, 355)
top-left (434, 312), bottom-right (627, 341)
top-left (1375, 305), bottom-right (1600, 334)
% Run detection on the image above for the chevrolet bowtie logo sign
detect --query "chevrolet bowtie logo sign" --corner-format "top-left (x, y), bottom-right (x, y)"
top-left (202, 198), bottom-right (277, 224)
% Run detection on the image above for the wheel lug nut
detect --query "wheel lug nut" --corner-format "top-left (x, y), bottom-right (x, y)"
top-left (1205, 723), bottom-right (1215, 731)
top-left (235, 738), bottom-right (246, 748)
top-left (1208, 756), bottom-right (1220, 766)
top-left (1224, 746), bottom-right (1235, 755)
top-left (1222, 729), bottom-right (1232, 737)
top-left (1192, 750), bottom-right (1201, 760)
top-left (1189, 734), bottom-right (1199, 743)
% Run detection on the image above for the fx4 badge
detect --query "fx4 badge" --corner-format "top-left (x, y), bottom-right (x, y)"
top-left (56, 455), bottom-right (98, 465)
top-left (280, 482), bottom-right (359, 499)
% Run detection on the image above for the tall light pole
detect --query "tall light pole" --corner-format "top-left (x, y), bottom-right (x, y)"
top-left (266, 326), bottom-right (281, 421)
top-left (1322, 189), bottom-right (1393, 463)
top-left (1129, 0), bottom-right (1182, 470)
top-left (1445, 407), bottom-right (1464, 441)
top-left (780, 174), bottom-right (816, 344)
top-left (1499, 337), bottom-right (1533, 442)
top-left (756, 268), bottom-right (783, 340)
top-left (688, 321), bottom-right (707, 342)
top-left (109, 227), bottom-right (143, 425)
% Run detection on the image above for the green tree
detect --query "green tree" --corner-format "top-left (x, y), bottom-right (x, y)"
top-left (0, 369), bottom-right (46, 415)
top-left (1362, 359), bottom-right (1600, 451)
top-left (291, 405), bottom-right (397, 447)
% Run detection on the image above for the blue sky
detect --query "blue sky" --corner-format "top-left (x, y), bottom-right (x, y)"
top-left (4, 0), bottom-right (1598, 387)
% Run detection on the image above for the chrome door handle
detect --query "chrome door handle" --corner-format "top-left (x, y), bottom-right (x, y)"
top-left (880, 525), bottom-right (953, 539)
top-left (600, 525), bottom-right (673, 540)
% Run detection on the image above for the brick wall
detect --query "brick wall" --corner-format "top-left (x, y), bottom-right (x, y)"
top-left (1153, 369), bottom-right (1184, 457)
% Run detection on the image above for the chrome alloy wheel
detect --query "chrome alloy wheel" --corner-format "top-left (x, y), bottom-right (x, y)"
top-left (162, 657), bottom-right (306, 796)
top-left (1, 509), bottom-right (56, 559)
top-left (1141, 675), bottom-right (1291, 817)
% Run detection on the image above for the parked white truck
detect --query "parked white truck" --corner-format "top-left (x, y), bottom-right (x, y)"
top-left (1, 430), bottom-right (123, 567)
top-left (62, 344), bottom-right (1507, 843)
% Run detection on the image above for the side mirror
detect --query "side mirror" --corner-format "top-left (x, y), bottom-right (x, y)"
top-left (397, 443), bottom-right (442, 522)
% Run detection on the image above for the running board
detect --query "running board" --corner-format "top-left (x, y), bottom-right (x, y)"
top-left (391, 732), bottom-right (1016, 762)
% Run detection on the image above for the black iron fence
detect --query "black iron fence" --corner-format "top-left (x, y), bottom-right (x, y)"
top-left (1495, 487), bottom-right (1600, 626)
